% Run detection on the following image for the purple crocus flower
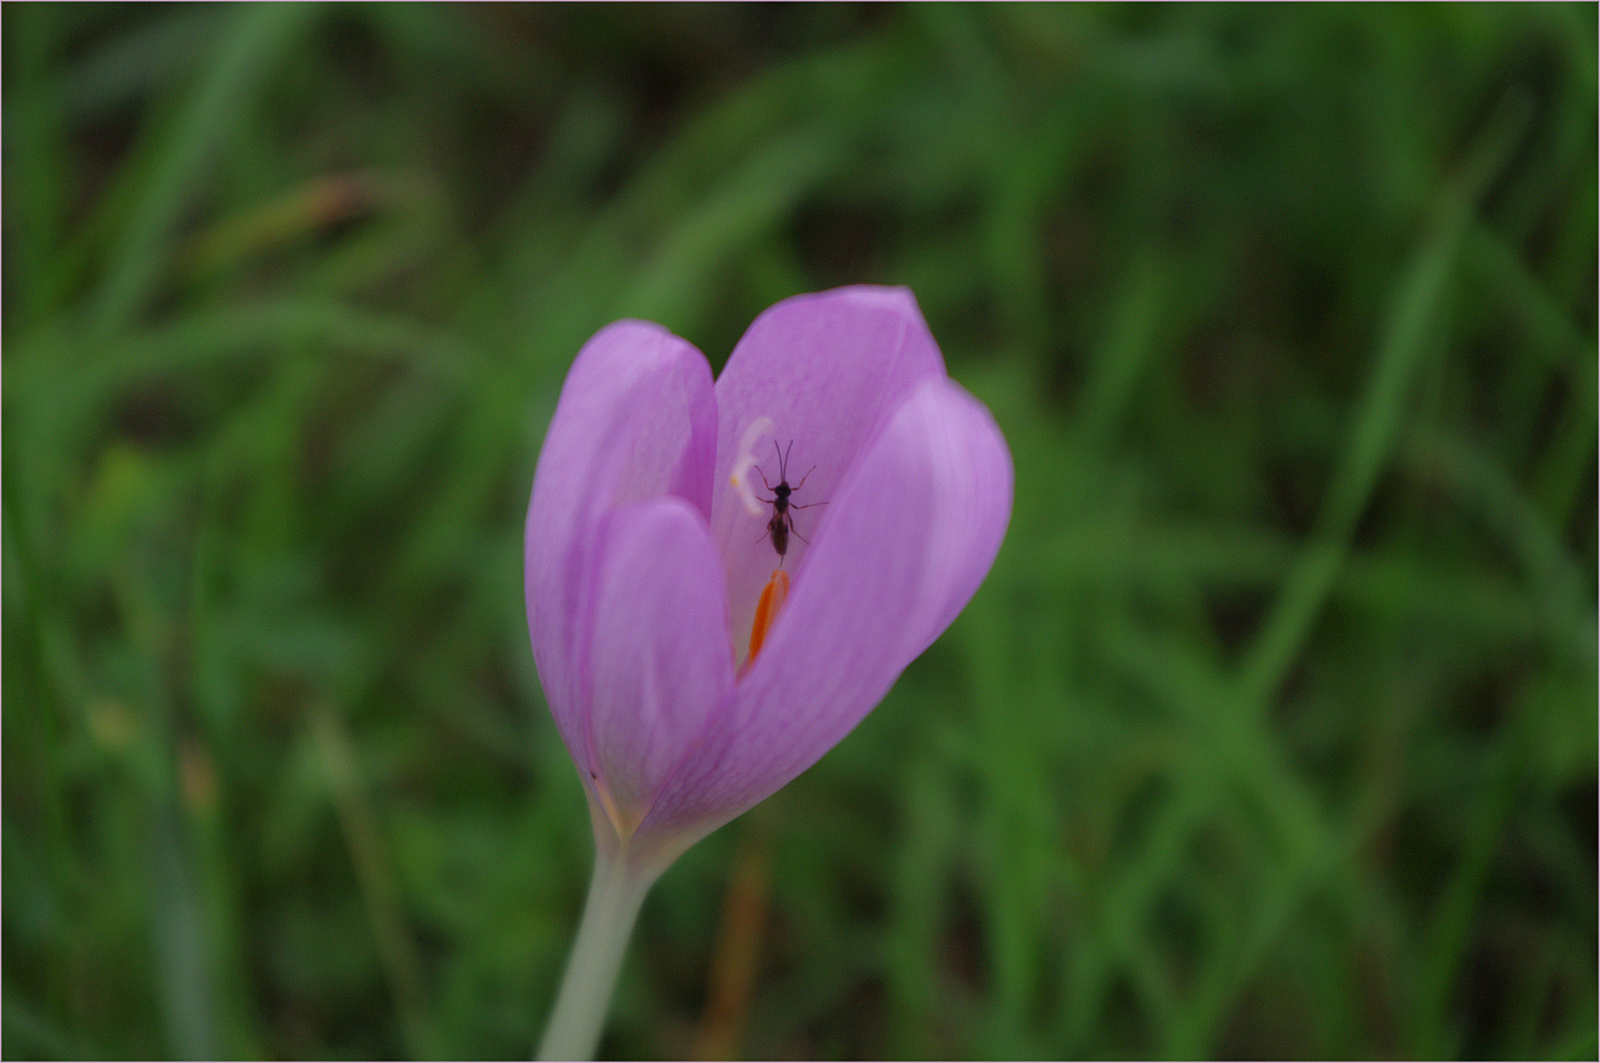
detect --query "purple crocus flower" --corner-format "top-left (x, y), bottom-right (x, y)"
top-left (527, 287), bottom-right (1011, 1058)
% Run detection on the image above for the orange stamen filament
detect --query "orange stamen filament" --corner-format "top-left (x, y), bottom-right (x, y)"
top-left (746, 569), bottom-right (789, 665)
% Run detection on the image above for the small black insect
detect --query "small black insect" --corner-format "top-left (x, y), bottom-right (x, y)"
top-left (756, 440), bottom-right (825, 563)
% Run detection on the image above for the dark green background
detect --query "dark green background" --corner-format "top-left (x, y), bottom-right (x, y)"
top-left (5, 4), bottom-right (1595, 1059)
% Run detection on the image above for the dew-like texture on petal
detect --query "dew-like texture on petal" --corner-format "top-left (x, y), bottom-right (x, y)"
top-left (525, 321), bottom-right (716, 772)
top-left (586, 498), bottom-right (734, 822)
top-left (641, 376), bottom-right (1013, 836)
top-left (709, 287), bottom-right (946, 650)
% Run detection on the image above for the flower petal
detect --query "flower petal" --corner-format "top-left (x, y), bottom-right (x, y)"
top-left (709, 286), bottom-right (947, 648)
top-left (641, 376), bottom-right (1013, 837)
top-left (586, 497), bottom-right (734, 827)
top-left (525, 321), bottom-right (716, 772)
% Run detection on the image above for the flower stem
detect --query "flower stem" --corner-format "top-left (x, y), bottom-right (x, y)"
top-left (536, 844), bottom-right (657, 1061)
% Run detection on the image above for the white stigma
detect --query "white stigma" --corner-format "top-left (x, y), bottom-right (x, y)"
top-left (728, 415), bottom-right (776, 517)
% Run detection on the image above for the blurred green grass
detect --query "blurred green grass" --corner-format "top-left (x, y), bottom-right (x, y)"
top-left (3, 4), bottom-right (1595, 1059)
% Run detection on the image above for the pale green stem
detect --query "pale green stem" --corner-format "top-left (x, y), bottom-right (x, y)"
top-left (536, 842), bottom-right (658, 1061)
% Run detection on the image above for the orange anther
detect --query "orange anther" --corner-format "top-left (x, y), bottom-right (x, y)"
top-left (746, 569), bottom-right (790, 664)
